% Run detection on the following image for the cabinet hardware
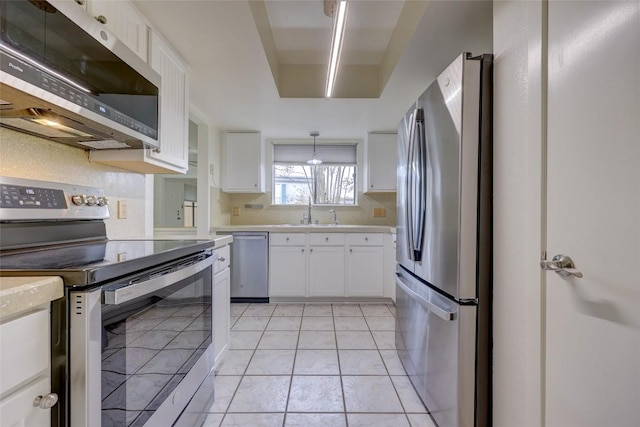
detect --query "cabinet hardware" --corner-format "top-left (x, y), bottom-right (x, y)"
top-left (33, 393), bottom-right (58, 409)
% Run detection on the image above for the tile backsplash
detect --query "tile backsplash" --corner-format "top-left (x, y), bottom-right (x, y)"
top-left (0, 128), bottom-right (149, 238)
top-left (228, 191), bottom-right (396, 226)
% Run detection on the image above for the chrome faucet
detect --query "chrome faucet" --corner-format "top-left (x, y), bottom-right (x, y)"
top-left (329, 209), bottom-right (338, 225)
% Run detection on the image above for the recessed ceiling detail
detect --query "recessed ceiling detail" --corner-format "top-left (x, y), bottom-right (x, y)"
top-left (249, 1), bottom-right (428, 99)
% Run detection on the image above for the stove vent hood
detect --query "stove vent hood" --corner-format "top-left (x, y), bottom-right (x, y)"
top-left (0, 101), bottom-right (142, 150)
top-left (0, 0), bottom-right (160, 150)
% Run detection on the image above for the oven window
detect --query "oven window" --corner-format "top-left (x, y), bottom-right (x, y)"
top-left (100, 267), bottom-right (212, 426)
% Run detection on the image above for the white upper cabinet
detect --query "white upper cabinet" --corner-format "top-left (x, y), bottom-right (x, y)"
top-left (365, 133), bottom-right (397, 192)
top-left (90, 30), bottom-right (189, 174)
top-left (146, 31), bottom-right (189, 172)
top-left (86, 0), bottom-right (148, 61)
top-left (221, 132), bottom-right (265, 192)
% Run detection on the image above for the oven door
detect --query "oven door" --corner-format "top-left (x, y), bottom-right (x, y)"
top-left (69, 251), bottom-right (215, 427)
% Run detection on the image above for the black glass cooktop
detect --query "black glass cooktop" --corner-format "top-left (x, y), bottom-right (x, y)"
top-left (0, 239), bottom-right (215, 286)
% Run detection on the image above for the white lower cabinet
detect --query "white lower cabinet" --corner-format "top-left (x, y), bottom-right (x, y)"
top-left (0, 306), bottom-right (52, 427)
top-left (269, 245), bottom-right (307, 297)
top-left (346, 246), bottom-right (384, 297)
top-left (213, 245), bottom-right (230, 366)
top-left (0, 376), bottom-right (51, 427)
top-left (309, 246), bottom-right (345, 297)
top-left (346, 233), bottom-right (385, 297)
top-left (269, 232), bottom-right (387, 299)
top-left (213, 268), bottom-right (230, 365)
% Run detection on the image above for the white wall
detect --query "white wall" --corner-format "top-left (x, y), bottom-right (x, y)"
top-left (492, 1), bottom-right (544, 425)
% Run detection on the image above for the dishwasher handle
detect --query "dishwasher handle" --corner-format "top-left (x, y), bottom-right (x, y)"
top-left (395, 273), bottom-right (456, 321)
top-left (232, 235), bottom-right (267, 240)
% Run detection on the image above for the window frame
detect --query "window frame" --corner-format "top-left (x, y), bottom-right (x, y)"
top-left (270, 139), bottom-right (361, 207)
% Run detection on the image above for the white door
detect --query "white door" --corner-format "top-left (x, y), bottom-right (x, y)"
top-left (544, 2), bottom-right (640, 426)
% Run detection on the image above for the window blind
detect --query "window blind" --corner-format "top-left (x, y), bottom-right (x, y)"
top-left (273, 144), bottom-right (357, 164)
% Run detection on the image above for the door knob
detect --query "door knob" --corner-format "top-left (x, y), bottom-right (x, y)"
top-left (540, 254), bottom-right (583, 278)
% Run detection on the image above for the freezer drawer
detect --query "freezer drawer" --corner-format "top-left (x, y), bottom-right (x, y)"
top-left (395, 267), bottom-right (478, 427)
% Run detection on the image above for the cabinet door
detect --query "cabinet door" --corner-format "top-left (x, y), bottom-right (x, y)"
top-left (222, 133), bottom-right (264, 192)
top-left (269, 246), bottom-right (306, 296)
top-left (87, 0), bottom-right (148, 61)
top-left (346, 246), bottom-right (384, 296)
top-left (213, 268), bottom-right (230, 365)
top-left (0, 376), bottom-right (51, 427)
top-left (366, 133), bottom-right (397, 192)
top-left (148, 31), bottom-right (189, 172)
top-left (309, 246), bottom-right (345, 297)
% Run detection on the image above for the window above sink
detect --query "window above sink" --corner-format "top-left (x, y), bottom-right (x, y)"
top-left (272, 142), bottom-right (357, 206)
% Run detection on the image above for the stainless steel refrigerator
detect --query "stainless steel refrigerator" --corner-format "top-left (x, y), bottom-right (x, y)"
top-left (395, 53), bottom-right (492, 427)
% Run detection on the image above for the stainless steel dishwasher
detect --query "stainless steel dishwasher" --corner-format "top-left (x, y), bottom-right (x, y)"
top-left (228, 232), bottom-right (269, 302)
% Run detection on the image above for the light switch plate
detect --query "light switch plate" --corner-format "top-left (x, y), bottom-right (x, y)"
top-left (117, 200), bottom-right (128, 219)
top-left (233, 207), bottom-right (240, 216)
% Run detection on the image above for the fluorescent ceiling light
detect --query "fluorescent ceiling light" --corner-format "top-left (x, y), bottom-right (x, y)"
top-left (325, 0), bottom-right (348, 98)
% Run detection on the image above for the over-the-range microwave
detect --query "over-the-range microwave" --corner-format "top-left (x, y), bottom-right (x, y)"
top-left (0, 0), bottom-right (160, 150)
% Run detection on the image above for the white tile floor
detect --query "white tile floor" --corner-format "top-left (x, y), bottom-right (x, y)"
top-left (197, 303), bottom-right (436, 427)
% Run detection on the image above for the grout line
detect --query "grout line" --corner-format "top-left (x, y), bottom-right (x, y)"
top-left (214, 302), bottom-right (413, 426)
top-left (333, 305), bottom-right (350, 427)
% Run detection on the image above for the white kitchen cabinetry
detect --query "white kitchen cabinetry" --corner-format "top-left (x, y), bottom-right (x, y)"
top-left (308, 234), bottom-right (345, 297)
top-left (0, 307), bottom-right (53, 427)
top-left (86, 0), bottom-right (148, 61)
top-left (90, 31), bottom-right (189, 174)
top-left (384, 232), bottom-right (397, 302)
top-left (147, 31), bottom-right (189, 171)
top-left (269, 232), bottom-right (388, 299)
top-left (346, 233), bottom-right (384, 297)
top-left (221, 132), bottom-right (264, 192)
top-left (213, 244), bottom-right (230, 366)
top-left (365, 133), bottom-right (397, 192)
top-left (269, 234), bottom-right (308, 297)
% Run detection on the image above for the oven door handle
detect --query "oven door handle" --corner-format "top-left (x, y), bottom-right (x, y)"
top-left (103, 255), bottom-right (214, 305)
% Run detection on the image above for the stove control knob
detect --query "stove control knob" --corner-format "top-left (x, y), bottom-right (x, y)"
top-left (97, 196), bottom-right (109, 207)
top-left (71, 195), bottom-right (86, 206)
top-left (85, 195), bottom-right (97, 206)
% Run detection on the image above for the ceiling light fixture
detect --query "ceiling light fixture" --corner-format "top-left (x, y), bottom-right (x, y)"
top-left (307, 131), bottom-right (322, 165)
top-left (325, 0), bottom-right (348, 98)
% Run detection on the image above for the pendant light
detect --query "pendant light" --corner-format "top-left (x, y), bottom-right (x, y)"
top-left (307, 131), bottom-right (322, 165)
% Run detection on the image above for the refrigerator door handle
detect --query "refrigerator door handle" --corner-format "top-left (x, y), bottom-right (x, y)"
top-left (405, 110), bottom-right (417, 261)
top-left (395, 273), bottom-right (456, 321)
top-left (412, 109), bottom-right (426, 261)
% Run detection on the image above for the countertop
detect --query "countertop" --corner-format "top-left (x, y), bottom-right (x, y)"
top-left (213, 225), bottom-right (395, 234)
top-left (0, 276), bottom-right (63, 320)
